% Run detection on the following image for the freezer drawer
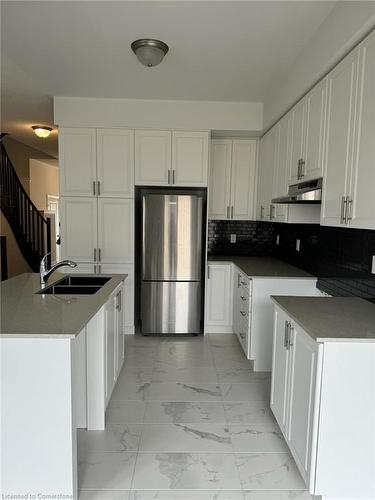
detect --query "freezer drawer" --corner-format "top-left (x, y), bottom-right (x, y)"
top-left (141, 281), bottom-right (201, 334)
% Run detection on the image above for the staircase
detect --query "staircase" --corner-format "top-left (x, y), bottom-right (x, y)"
top-left (0, 142), bottom-right (51, 272)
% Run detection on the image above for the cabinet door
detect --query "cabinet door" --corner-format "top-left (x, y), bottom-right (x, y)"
top-left (321, 50), bottom-right (358, 227)
top-left (97, 198), bottom-right (134, 263)
top-left (97, 129), bottom-right (134, 198)
top-left (231, 140), bottom-right (257, 220)
top-left (349, 31), bottom-right (375, 230)
top-left (287, 323), bottom-right (319, 484)
top-left (135, 130), bottom-right (171, 185)
top-left (115, 287), bottom-right (125, 377)
top-left (205, 264), bottom-right (233, 330)
top-left (100, 264), bottom-right (134, 332)
top-left (105, 295), bottom-right (116, 403)
top-left (303, 78), bottom-right (327, 182)
top-left (209, 140), bottom-right (232, 219)
top-left (289, 100), bottom-right (305, 184)
top-left (59, 128), bottom-right (96, 197)
top-left (257, 128), bottom-right (277, 221)
top-left (172, 131), bottom-right (209, 186)
top-left (270, 307), bottom-right (290, 434)
top-left (272, 119), bottom-right (289, 223)
top-left (60, 197), bottom-right (97, 262)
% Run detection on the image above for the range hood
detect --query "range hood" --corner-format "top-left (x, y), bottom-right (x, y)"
top-left (272, 178), bottom-right (322, 204)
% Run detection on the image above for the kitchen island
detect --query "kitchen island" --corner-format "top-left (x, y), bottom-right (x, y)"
top-left (1, 272), bottom-right (126, 499)
top-left (271, 296), bottom-right (375, 500)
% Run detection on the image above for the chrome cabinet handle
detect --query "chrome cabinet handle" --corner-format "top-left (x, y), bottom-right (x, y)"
top-left (341, 196), bottom-right (348, 224)
top-left (260, 205), bottom-right (264, 219)
top-left (207, 265), bottom-right (210, 279)
top-left (237, 273), bottom-right (241, 288)
top-left (97, 181), bottom-right (101, 196)
top-left (98, 248), bottom-right (101, 262)
top-left (116, 291), bottom-right (122, 312)
top-left (288, 324), bottom-right (294, 348)
top-left (270, 204), bottom-right (275, 220)
top-left (172, 170), bottom-right (175, 184)
top-left (168, 170), bottom-right (171, 184)
top-left (347, 196), bottom-right (353, 222)
top-left (231, 206), bottom-right (234, 218)
top-left (227, 206), bottom-right (230, 218)
top-left (284, 320), bottom-right (290, 348)
top-left (94, 248), bottom-right (97, 261)
top-left (93, 181), bottom-right (96, 196)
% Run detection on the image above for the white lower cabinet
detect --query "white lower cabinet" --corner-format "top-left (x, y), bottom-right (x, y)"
top-left (232, 267), bottom-right (251, 356)
top-left (271, 304), bottom-right (375, 499)
top-left (205, 263), bottom-right (233, 333)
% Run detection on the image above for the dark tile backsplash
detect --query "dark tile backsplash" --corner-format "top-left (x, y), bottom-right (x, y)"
top-left (208, 220), bottom-right (375, 300)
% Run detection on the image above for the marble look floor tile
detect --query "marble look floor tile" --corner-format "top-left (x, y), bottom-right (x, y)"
top-left (146, 382), bottom-right (222, 401)
top-left (235, 453), bottom-right (305, 490)
top-left (132, 453), bottom-right (242, 489)
top-left (106, 401), bottom-right (146, 424)
top-left (78, 452), bottom-right (137, 490)
top-left (224, 402), bottom-right (276, 424)
top-left (78, 424), bottom-right (141, 456)
top-left (243, 491), bottom-right (315, 499)
top-left (152, 364), bottom-right (218, 383)
top-left (117, 367), bottom-right (154, 384)
top-left (143, 402), bottom-right (227, 424)
top-left (229, 424), bottom-right (288, 453)
top-left (111, 382), bottom-right (151, 401)
top-left (79, 491), bottom-right (128, 500)
top-left (220, 382), bottom-right (270, 402)
top-left (139, 424), bottom-right (232, 452)
top-left (216, 367), bottom-right (270, 383)
top-left (128, 490), bottom-right (244, 499)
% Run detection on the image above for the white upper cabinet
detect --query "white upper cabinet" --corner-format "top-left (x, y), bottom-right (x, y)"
top-left (209, 140), bottom-right (232, 219)
top-left (321, 49), bottom-right (359, 227)
top-left (210, 139), bottom-right (257, 220)
top-left (289, 79), bottom-right (327, 185)
top-left (257, 127), bottom-right (277, 221)
top-left (97, 129), bottom-right (134, 198)
top-left (348, 30), bottom-right (375, 230)
top-left (303, 79), bottom-right (327, 182)
top-left (289, 100), bottom-right (306, 184)
top-left (231, 140), bottom-right (257, 219)
top-left (135, 130), bottom-right (171, 186)
top-left (60, 197), bottom-right (97, 262)
top-left (59, 128), bottom-right (97, 197)
top-left (172, 131), bottom-right (209, 186)
top-left (97, 198), bottom-right (134, 263)
top-left (272, 118), bottom-right (289, 223)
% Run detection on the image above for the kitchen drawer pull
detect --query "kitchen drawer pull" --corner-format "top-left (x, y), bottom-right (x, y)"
top-left (93, 181), bottom-right (96, 196)
top-left (284, 320), bottom-right (289, 348)
top-left (341, 196), bottom-right (348, 224)
top-left (347, 197), bottom-right (353, 222)
top-left (288, 324), bottom-right (294, 348)
top-left (116, 291), bottom-right (122, 312)
top-left (172, 170), bottom-right (175, 184)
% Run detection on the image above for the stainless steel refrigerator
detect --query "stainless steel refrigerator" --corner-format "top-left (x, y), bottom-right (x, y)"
top-left (141, 193), bottom-right (203, 334)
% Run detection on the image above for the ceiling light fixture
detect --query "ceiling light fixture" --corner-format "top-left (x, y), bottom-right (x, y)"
top-left (32, 126), bottom-right (52, 138)
top-left (131, 39), bottom-right (169, 67)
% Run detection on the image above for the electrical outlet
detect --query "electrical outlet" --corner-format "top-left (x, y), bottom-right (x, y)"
top-left (276, 234), bottom-right (280, 245)
top-left (230, 234), bottom-right (236, 244)
top-left (372, 255), bottom-right (375, 274)
top-left (296, 239), bottom-right (301, 252)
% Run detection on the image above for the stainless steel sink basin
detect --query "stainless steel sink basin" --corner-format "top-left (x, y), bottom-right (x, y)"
top-left (37, 275), bottom-right (110, 295)
top-left (57, 276), bottom-right (110, 287)
top-left (39, 285), bottom-right (102, 295)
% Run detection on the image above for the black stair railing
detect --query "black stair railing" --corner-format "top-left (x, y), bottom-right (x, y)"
top-left (0, 142), bottom-right (51, 272)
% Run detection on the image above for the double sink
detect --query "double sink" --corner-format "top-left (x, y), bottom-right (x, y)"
top-left (38, 275), bottom-right (111, 295)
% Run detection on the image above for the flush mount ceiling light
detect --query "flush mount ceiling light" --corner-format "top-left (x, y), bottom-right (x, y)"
top-left (131, 39), bottom-right (169, 67)
top-left (32, 126), bottom-right (52, 138)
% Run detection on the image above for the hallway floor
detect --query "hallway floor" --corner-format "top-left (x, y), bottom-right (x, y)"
top-left (78, 333), bottom-right (315, 499)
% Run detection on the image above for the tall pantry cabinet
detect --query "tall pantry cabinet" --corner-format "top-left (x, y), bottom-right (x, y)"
top-left (59, 127), bottom-right (135, 333)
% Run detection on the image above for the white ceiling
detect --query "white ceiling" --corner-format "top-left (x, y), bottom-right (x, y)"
top-left (1, 0), bottom-right (337, 157)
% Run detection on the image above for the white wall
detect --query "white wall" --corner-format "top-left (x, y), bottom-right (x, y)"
top-left (29, 159), bottom-right (59, 211)
top-left (54, 96), bottom-right (263, 132)
top-left (263, 2), bottom-right (375, 128)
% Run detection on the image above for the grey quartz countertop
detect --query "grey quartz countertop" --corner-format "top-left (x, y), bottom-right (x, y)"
top-left (208, 256), bottom-right (315, 279)
top-left (272, 296), bottom-right (375, 342)
top-left (0, 273), bottom-right (126, 338)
